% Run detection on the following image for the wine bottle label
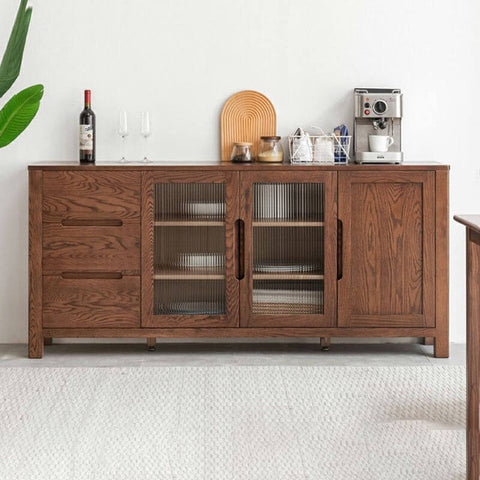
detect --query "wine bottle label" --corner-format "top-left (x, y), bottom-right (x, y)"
top-left (79, 125), bottom-right (94, 151)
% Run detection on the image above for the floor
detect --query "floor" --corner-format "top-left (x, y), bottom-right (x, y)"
top-left (0, 341), bottom-right (466, 367)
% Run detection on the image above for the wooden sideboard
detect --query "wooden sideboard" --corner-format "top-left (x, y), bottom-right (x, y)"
top-left (28, 162), bottom-right (449, 358)
top-left (453, 215), bottom-right (480, 480)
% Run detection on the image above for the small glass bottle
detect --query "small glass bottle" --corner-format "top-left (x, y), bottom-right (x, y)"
top-left (231, 142), bottom-right (254, 163)
top-left (258, 136), bottom-right (283, 163)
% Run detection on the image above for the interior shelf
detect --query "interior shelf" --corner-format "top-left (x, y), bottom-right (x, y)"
top-left (154, 269), bottom-right (225, 280)
top-left (253, 220), bottom-right (324, 227)
top-left (252, 272), bottom-right (324, 280)
top-left (154, 219), bottom-right (225, 227)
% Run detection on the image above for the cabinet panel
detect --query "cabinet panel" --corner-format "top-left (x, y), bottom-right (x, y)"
top-left (338, 171), bottom-right (435, 328)
top-left (142, 171), bottom-right (239, 327)
top-left (43, 275), bottom-right (140, 328)
top-left (43, 171), bottom-right (140, 221)
top-left (240, 171), bottom-right (337, 327)
top-left (43, 223), bottom-right (140, 273)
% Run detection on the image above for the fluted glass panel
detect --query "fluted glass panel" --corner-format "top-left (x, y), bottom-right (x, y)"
top-left (154, 280), bottom-right (225, 315)
top-left (253, 183), bottom-right (323, 222)
top-left (252, 183), bottom-right (324, 315)
top-left (253, 280), bottom-right (324, 314)
top-left (154, 183), bottom-right (226, 315)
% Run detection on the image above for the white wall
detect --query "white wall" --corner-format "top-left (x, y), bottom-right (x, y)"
top-left (0, 0), bottom-right (478, 343)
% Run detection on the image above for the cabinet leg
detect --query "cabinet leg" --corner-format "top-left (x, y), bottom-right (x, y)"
top-left (147, 338), bottom-right (156, 352)
top-left (44, 337), bottom-right (53, 346)
top-left (434, 336), bottom-right (449, 358)
top-left (320, 337), bottom-right (330, 351)
top-left (422, 337), bottom-right (434, 346)
top-left (28, 332), bottom-right (43, 359)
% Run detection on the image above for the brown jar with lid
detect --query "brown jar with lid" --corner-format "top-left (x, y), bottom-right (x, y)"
top-left (258, 136), bottom-right (284, 163)
top-left (231, 142), bottom-right (254, 163)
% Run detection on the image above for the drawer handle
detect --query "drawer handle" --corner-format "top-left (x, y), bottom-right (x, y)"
top-left (61, 219), bottom-right (123, 227)
top-left (61, 272), bottom-right (123, 280)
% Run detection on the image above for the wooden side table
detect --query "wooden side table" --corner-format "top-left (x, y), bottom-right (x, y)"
top-left (454, 215), bottom-right (480, 479)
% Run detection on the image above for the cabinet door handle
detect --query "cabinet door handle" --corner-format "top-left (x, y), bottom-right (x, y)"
top-left (61, 219), bottom-right (123, 227)
top-left (235, 219), bottom-right (245, 280)
top-left (61, 272), bottom-right (123, 280)
top-left (337, 219), bottom-right (343, 280)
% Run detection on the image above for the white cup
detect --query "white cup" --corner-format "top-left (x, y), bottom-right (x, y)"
top-left (369, 135), bottom-right (394, 152)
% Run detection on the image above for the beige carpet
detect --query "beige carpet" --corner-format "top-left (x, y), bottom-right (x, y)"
top-left (0, 366), bottom-right (466, 479)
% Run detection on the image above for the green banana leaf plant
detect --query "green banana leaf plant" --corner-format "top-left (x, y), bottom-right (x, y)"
top-left (0, 0), bottom-right (43, 148)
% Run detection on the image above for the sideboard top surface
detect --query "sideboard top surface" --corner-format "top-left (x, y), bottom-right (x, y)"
top-left (454, 215), bottom-right (480, 234)
top-left (28, 161), bottom-right (449, 171)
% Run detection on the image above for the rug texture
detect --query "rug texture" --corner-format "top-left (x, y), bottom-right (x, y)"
top-left (0, 366), bottom-right (466, 480)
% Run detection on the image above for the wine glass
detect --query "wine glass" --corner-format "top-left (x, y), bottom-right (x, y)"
top-left (141, 111), bottom-right (151, 162)
top-left (118, 111), bottom-right (128, 163)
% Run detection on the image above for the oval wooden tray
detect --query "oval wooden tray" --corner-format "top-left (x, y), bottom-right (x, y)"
top-left (220, 90), bottom-right (276, 161)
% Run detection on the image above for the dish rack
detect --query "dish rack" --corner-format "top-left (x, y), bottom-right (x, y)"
top-left (288, 135), bottom-right (352, 165)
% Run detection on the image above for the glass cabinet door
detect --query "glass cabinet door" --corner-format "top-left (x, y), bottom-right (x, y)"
top-left (142, 172), bottom-right (239, 327)
top-left (240, 172), bottom-right (337, 327)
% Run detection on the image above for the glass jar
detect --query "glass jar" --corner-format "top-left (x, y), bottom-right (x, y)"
top-left (258, 136), bottom-right (284, 163)
top-left (231, 142), bottom-right (254, 163)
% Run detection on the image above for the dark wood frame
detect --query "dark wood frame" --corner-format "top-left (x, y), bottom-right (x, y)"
top-left (28, 162), bottom-right (449, 359)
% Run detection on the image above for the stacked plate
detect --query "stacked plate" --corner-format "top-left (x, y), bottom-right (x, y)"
top-left (253, 289), bottom-right (322, 305)
top-left (183, 201), bottom-right (225, 218)
top-left (177, 253), bottom-right (225, 271)
top-left (254, 263), bottom-right (320, 273)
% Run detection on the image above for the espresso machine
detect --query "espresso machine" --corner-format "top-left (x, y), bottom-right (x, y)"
top-left (354, 88), bottom-right (403, 163)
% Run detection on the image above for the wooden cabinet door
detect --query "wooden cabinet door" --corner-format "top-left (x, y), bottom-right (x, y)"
top-left (239, 171), bottom-right (337, 327)
top-left (142, 171), bottom-right (239, 328)
top-left (338, 171), bottom-right (435, 328)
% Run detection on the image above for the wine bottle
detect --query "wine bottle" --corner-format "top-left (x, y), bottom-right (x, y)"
top-left (79, 89), bottom-right (95, 163)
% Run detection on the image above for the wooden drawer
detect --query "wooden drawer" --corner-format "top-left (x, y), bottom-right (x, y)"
top-left (42, 171), bottom-right (140, 221)
top-left (43, 275), bottom-right (140, 328)
top-left (43, 223), bottom-right (140, 273)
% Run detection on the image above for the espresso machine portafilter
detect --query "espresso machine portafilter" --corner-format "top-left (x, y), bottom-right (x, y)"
top-left (354, 88), bottom-right (404, 164)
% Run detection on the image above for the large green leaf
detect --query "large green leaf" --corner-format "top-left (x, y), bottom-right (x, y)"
top-left (0, 84), bottom-right (43, 148)
top-left (0, 0), bottom-right (32, 98)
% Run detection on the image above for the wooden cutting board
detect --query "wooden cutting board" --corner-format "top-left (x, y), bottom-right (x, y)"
top-left (220, 90), bottom-right (276, 161)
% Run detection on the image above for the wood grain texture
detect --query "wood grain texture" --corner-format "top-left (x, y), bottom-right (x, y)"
top-left (29, 164), bottom-right (449, 358)
top-left (43, 171), bottom-right (140, 221)
top-left (240, 170), bottom-right (337, 328)
top-left (29, 170), bottom-right (44, 358)
top-left (221, 90), bottom-right (276, 161)
top-left (43, 327), bottom-right (439, 338)
top-left (338, 171), bottom-right (435, 328)
top-left (29, 162), bottom-right (450, 171)
top-left (435, 171), bottom-right (449, 358)
top-left (141, 171), bottom-right (239, 328)
top-left (466, 228), bottom-right (480, 479)
top-left (43, 223), bottom-right (140, 273)
top-left (43, 276), bottom-right (140, 328)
